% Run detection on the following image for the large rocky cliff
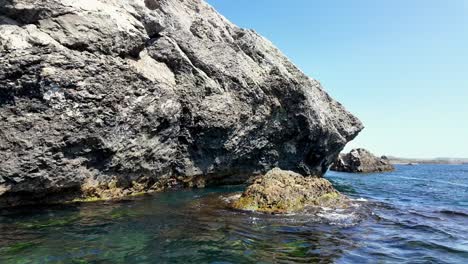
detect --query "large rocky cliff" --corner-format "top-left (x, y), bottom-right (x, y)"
top-left (0, 0), bottom-right (363, 207)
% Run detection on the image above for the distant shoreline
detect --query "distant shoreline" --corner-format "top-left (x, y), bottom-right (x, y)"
top-left (386, 157), bottom-right (468, 165)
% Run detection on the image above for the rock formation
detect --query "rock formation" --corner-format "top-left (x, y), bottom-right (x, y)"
top-left (231, 168), bottom-right (349, 214)
top-left (330, 149), bottom-right (394, 173)
top-left (0, 0), bottom-right (362, 207)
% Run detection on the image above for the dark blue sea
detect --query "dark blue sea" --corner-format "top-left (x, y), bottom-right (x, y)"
top-left (1, 165), bottom-right (467, 263)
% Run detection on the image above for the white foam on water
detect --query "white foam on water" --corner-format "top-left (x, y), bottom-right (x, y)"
top-left (353, 197), bottom-right (368, 202)
top-left (316, 207), bottom-right (361, 226)
top-left (221, 194), bottom-right (241, 204)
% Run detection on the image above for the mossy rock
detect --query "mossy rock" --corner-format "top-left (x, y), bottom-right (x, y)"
top-left (231, 168), bottom-right (349, 213)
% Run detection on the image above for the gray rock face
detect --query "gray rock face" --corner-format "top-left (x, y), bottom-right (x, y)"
top-left (0, 0), bottom-right (362, 207)
top-left (330, 149), bottom-right (394, 173)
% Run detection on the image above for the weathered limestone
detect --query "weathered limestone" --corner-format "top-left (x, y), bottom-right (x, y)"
top-left (0, 0), bottom-right (362, 207)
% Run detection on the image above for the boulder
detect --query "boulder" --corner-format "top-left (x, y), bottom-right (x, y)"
top-left (0, 0), bottom-right (362, 207)
top-left (330, 149), bottom-right (394, 173)
top-left (231, 168), bottom-right (349, 213)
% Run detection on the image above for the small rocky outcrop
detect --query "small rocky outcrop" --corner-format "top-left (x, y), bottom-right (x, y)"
top-left (0, 0), bottom-right (363, 207)
top-left (231, 168), bottom-right (349, 213)
top-left (330, 149), bottom-right (395, 173)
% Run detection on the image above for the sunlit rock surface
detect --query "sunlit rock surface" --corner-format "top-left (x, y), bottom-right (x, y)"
top-left (0, 0), bottom-right (362, 207)
top-left (231, 168), bottom-right (349, 214)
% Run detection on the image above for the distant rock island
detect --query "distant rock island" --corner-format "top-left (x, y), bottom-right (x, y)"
top-left (330, 148), bottom-right (395, 173)
top-left (0, 0), bottom-right (363, 207)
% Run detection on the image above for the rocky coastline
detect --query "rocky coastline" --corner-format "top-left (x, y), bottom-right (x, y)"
top-left (0, 0), bottom-right (362, 208)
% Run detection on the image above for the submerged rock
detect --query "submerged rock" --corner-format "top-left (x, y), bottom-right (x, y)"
top-left (0, 0), bottom-right (362, 207)
top-left (330, 149), bottom-right (395, 173)
top-left (231, 168), bottom-right (349, 214)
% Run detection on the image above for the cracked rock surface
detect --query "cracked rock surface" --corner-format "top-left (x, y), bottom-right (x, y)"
top-left (0, 0), bottom-right (363, 207)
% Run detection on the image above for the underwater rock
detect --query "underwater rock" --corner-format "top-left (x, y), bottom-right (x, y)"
top-left (330, 149), bottom-right (395, 173)
top-left (231, 168), bottom-right (349, 214)
top-left (0, 0), bottom-right (362, 207)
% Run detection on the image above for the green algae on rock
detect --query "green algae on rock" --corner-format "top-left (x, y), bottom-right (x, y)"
top-left (231, 168), bottom-right (349, 214)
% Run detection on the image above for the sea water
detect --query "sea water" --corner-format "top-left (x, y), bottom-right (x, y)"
top-left (0, 165), bottom-right (467, 263)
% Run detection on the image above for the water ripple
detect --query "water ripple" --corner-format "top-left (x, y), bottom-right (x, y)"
top-left (0, 164), bottom-right (467, 263)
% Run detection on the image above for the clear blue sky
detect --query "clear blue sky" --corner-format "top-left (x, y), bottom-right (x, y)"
top-left (207, 0), bottom-right (468, 158)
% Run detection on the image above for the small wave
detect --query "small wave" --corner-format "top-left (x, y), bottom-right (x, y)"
top-left (395, 176), bottom-right (468, 188)
top-left (438, 209), bottom-right (468, 217)
top-left (352, 198), bottom-right (368, 202)
top-left (404, 240), bottom-right (468, 255)
top-left (407, 210), bottom-right (444, 221)
top-left (406, 224), bottom-right (455, 238)
top-left (372, 213), bottom-right (457, 239)
top-left (316, 208), bottom-right (363, 226)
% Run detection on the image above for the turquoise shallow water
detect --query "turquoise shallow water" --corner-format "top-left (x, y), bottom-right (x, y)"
top-left (0, 165), bottom-right (467, 263)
